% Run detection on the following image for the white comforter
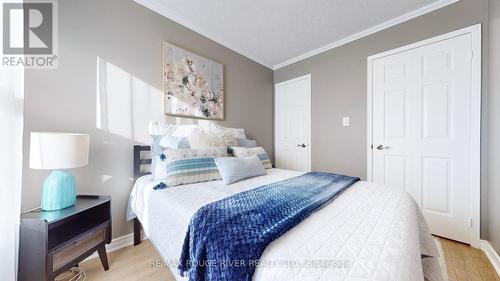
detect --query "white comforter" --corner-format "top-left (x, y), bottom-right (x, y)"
top-left (128, 169), bottom-right (443, 281)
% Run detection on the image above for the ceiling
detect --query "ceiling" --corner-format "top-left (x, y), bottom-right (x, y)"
top-left (136, 0), bottom-right (458, 69)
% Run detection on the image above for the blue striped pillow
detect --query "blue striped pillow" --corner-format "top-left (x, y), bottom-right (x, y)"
top-left (151, 135), bottom-right (191, 181)
top-left (236, 138), bottom-right (257, 148)
top-left (163, 147), bottom-right (228, 187)
top-left (230, 147), bottom-right (272, 169)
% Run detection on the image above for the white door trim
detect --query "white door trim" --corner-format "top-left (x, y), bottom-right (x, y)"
top-left (366, 24), bottom-right (482, 248)
top-left (274, 74), bottom-right (312, 171)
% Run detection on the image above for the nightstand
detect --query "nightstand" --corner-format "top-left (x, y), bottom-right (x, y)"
top-left (18, 195), bottom-right (112, 281)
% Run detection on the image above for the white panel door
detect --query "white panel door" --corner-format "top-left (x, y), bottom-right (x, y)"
top-left (275, 75), bottom-right (311, 172)
top-left (370, 32), bottom-right (478, 244)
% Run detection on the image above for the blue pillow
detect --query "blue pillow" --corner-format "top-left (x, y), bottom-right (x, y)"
top-left (151, 135), bottom-right (190, 155)
top-left (151, 135), bottom-right (191, 180)
top-left (236, 138), bottom-right (257, 148)
top-left (160, 135), bottom-right (190, 150)
top-left (214, 155), bottom-right (266, 184)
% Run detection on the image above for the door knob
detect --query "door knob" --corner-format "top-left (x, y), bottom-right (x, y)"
top-left (376, 145), bottom-right (389, 150)
top-left (297, 143), bottom-right (306, 148)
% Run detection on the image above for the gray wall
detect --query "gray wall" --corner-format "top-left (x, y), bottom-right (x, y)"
top-left (22, 0), bottom-right (273, 238)
top-left (488, 0), bottom-right (500, 252)
top-left (21, 0), bottom-right (499, 252)
top-left (274, 0), bottom-right (493, 243)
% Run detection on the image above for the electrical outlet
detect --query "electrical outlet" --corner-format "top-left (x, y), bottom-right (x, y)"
top-left (343, 116), bottom-right (350, 127)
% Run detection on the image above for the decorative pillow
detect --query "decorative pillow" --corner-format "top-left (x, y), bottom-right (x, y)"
top-left (216, 125), bottom-right (246, 139)
top-left (172, 125), bottom-right (204, 138)
top-left (150, 135), bottom-right (191, 181)
top-left (163, 147), bottom-right (228, 187)
top-left (159, 135), bottom-right (190, 149)
top-left (151, 135), bottom-right (190, 153)
top-left (214, 155), bottom-right (266, 184)
top-left (217, 132), bottom-right (239, 147)
top-left (149, 121), bottom-right (204, 180)
top-left (151, 155), bottom-right (168, 181)
top-left (230, 147), bottom-right (272, 169)
top-left (236, 138), bottom-right (257, 148)
top-left (187, 130), bottom-right (238, 149)
top-left (201, 123), bottom-right (246, 139)
top-left (149, 121), bottom-right (177, 136)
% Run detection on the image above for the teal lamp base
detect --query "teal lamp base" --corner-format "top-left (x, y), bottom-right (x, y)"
top-left (41, 170), bottom-right (76, 211)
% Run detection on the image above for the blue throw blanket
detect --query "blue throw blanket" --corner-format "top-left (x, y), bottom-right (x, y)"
top-left (178, 172), bottom-right (360, 281)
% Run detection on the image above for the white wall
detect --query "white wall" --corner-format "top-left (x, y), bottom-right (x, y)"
top-left (0, 65), bottom-right (24, 280)
top-left (0, 1), bottom-right (24, 279)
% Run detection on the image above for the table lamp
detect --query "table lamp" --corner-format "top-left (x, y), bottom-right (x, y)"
top-left (29, 132), bottom-right (90, 211)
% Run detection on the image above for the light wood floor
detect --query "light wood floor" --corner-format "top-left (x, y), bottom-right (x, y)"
top-left (79, 241), bottom-right (176, 281)
top-left (69, 238), bottom-right (499, 281)
top-left (438, 237), bottom-right (500, 281)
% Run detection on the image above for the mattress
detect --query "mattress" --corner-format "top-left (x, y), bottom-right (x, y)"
top-left (128, 169), bottom-right (443, 281)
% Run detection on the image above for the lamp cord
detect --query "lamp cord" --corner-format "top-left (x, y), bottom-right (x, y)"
top-left (21, 206), bottom-right (42, 214)
top-left (55, 267), bottom-right (86, 281)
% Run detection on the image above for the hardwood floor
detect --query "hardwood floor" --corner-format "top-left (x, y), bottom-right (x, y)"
top-left (67, 238), bottom-right (499, 281)
top-left (79, 241), bottom-right (176, 281)
top-left (438, 237), bottom-right (500, 281)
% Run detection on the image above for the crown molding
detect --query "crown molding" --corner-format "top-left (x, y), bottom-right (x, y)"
top-left (135, 0), bottom-right (274, 69)
top-left (273, 0), bottom-right (460, 70)
top-left (135, 0), bottom-right (460, 71)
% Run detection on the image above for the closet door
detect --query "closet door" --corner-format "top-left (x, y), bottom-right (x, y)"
top-left (275, 74), bottom-right (311, 172)
top-left (369, 27), bottom-right (480, 245)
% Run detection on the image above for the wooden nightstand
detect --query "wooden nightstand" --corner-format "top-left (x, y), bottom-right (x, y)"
top-left (18, 195), bottom-right (112, 281)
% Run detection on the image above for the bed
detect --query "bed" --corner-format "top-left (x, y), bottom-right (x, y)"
top-left (128, 145), bottom-right (443, 281)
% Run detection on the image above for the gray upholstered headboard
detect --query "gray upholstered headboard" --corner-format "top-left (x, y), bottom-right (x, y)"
top-left (133, 145), bottom-right (151, 180)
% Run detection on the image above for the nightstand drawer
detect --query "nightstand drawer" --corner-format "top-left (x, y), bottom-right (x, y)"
top-left (53, 228), bottom-right (106, 271)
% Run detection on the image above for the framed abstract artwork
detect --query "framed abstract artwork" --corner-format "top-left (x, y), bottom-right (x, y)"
top-left (162, 42), bottom-right (224, 120)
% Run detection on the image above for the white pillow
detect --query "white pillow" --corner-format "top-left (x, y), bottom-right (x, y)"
top-left (216, 125), bottom-right (246, 139)
top-left (173, 125), bottom-right (204, 138)
top-left (149, 121), bottom-right (175, 135)
top-left (187, 130), bottom-right (238, 149)
top-left (200, 123), bottom-right (246, 139)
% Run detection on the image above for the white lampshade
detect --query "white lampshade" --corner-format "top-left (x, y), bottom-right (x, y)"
top-left (29, 132), bottom-right (90, 170)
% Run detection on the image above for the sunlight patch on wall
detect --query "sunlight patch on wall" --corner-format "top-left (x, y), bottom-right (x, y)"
top-left (101, 174), bottom-right (113, 183)
top-left (96, 57), bottom-right (164, 143)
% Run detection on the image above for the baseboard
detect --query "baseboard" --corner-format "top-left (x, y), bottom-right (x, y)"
top-left (480, 240), bottom-right (500, 276)
top-left (83, 231), bottom-right (146, 262)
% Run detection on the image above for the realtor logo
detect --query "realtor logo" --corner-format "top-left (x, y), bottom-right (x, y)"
top-left (2, 0), bottom-right (58, 68)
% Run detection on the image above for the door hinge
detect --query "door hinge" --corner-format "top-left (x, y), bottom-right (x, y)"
top-left (470, 218), bottom-right (473, 228)
top-left (370, 144), bottom-right (373, 149)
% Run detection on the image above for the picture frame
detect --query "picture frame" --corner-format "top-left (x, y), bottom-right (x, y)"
top-left (162, 42), bottom-right (224, 120)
